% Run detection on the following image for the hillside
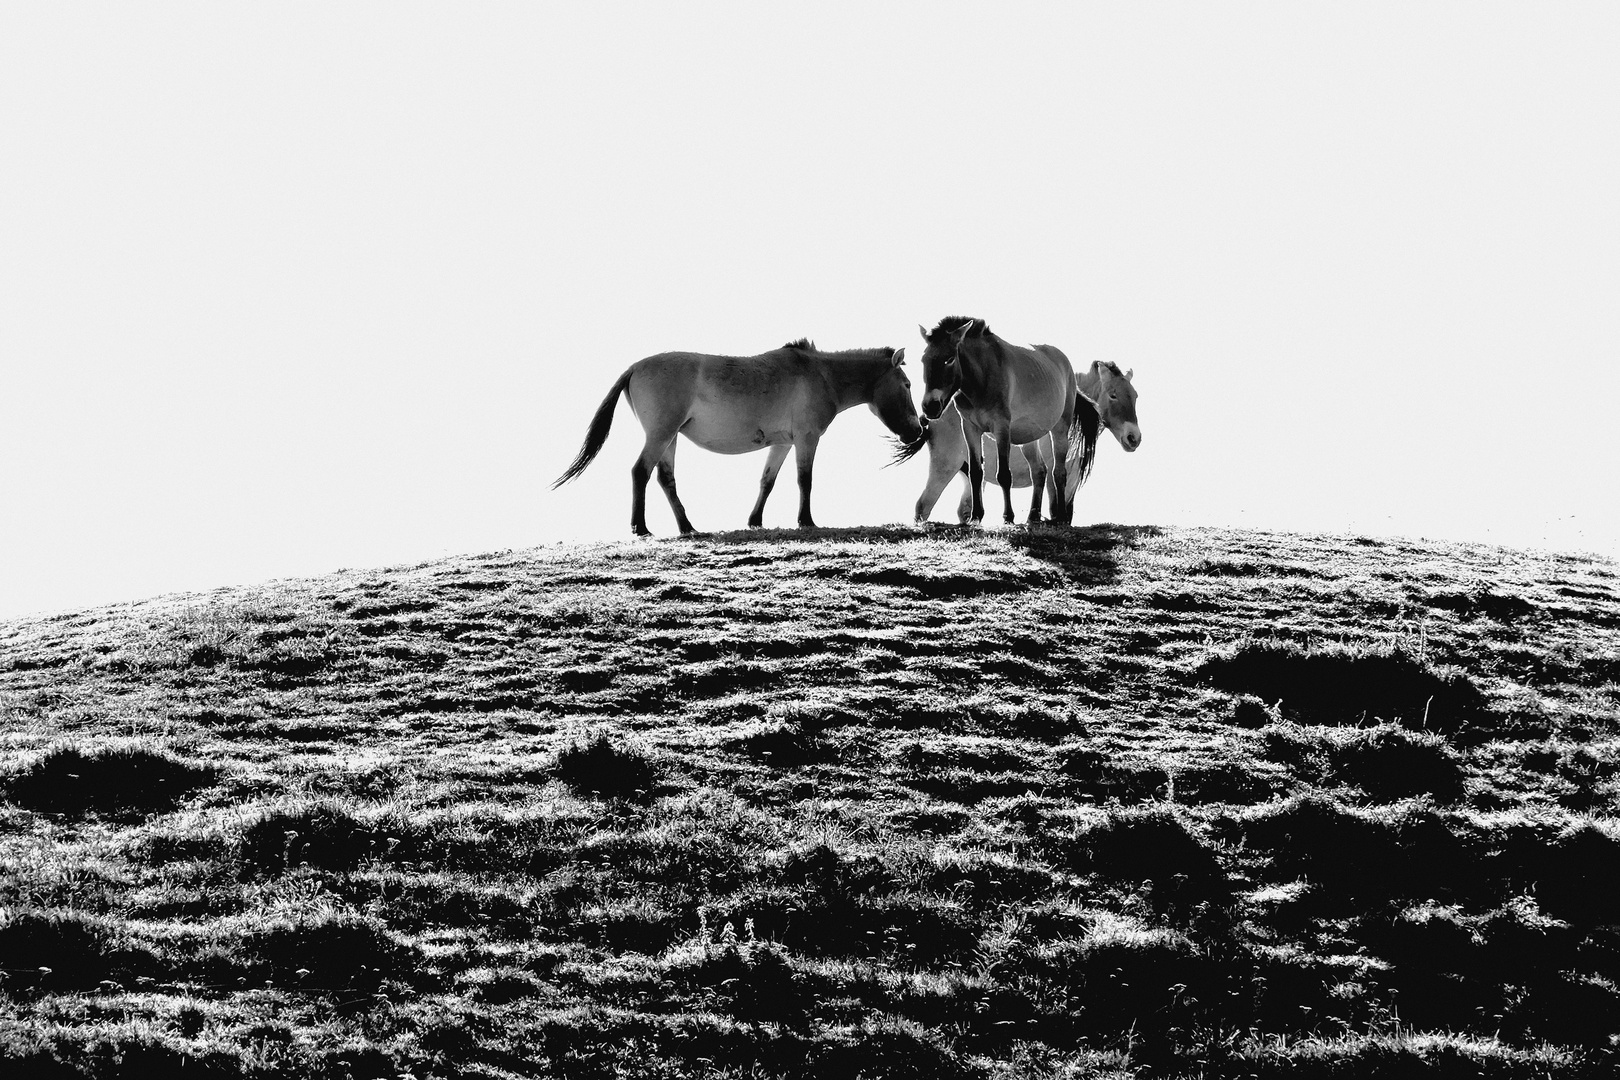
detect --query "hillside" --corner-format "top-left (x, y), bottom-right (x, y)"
top-left (2, 524), bottom-right (1619, 1079)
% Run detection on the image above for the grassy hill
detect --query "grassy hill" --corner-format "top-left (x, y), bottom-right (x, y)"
top-left (2, 524), bottom-right (1619, 1079)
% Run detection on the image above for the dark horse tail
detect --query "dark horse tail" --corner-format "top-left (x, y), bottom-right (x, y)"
top-left (552, 368), bottom-right (633, 488)
top-left (1066, 389), bottom-right (1102, 489)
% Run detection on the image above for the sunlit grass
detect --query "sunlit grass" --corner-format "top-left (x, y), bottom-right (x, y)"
top-left (0, 525), bottom-right (1616, 1077)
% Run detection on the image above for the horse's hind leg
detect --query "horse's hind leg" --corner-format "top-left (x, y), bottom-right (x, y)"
top-left (629, 424), bottom-right (680, 536)
top-left (748, 443), bottom-right (791, 528)
top-left (1048, 421), bottom-right (1073, 526)
top-left (1023, 442), bottom-right (1048, 523)
top-left (655, 440), bottom-right (697, 535)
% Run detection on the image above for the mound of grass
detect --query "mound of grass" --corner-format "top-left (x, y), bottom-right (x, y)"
top-left (1236, 795), bottom-right (1474, 906)
top-left (1263, 722), bottom-right (1467, 802)
top-left (728, 721), bottom-right (832, 767)
top-left (1, 743), bottom-right (217, 820)
top-left (235, 912), bottom-right (410, 994)
top-left (1518, 822), bottom-right (1620, 927)
top-left (1227, 1031), bottom-right (1595, 1079)
top-left (0, 910), bottom-right (150, 992)
top-left (238, 801), bottom-right (390, 874)
top-left (1199, 641), bottom-right (1486, 731)
top-left (554, 733), bottom-right (662, 801)
top-left (1067, 806), bottom-right (1229, 914)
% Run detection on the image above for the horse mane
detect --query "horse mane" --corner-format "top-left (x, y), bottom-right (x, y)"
top-left (1067, 391), bottom-right (1102, 489)
top-left (1096, 359), bottom-right (1126, 379)
top-left (783, 338), bottom-right (815, 351)
top-left (926, 316), bottom-right (991, 343)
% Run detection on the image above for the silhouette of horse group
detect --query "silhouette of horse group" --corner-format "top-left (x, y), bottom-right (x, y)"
top-left (555, 318), bottom-right (1141, 535)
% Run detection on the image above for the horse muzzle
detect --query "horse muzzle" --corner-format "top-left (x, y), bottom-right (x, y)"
top-left (921, 392), bottom-right (948, 421)
top-left (1121, 424), bottom-right (1142, 452)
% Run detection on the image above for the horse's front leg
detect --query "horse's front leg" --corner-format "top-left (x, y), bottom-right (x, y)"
top-left (793, 432), bottom-right (822, 528)
top-left (963, 420), bottom-right (987, 524)
top-left (748, 443), bottom-right (791, 528)
top-left (994, 428), bottom-right (1016, 524)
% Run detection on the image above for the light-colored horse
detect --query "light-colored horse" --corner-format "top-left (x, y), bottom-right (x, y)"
top-left (913, 361), bottom-right (1142, 523)
top-left (900, 317), bottom-right (1081, 525)
top-left (554, 339), bottom-right (923, 535)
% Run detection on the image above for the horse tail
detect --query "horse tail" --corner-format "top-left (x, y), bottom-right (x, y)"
top-left (552, 368), bottom-right (633, 488)
top-left (1066, 389), bottom-right (1102, 489)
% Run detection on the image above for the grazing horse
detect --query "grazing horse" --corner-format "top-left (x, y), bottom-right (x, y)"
top-left (553, 339), bottom-right (924, 535)
top-left (912, 361), bottom-right (1142, 523)
top-left (897, 317), bottom-right (1082, 525)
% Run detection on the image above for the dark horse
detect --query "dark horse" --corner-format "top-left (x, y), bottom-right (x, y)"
top-left (912, 360), bottom-right (1142, 522)
top-left (554, 339), bottom-right (924, 535)
top-left (897, 317), bottom-right (1084, 525)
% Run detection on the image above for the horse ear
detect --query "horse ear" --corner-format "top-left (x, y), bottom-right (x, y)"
top-left (1125, 367), bottom-right (1134, 381)
top-left (892, 347), bottom-right (906, 366)
top-left (918, 324), bottom-right (930, 342)
top-left (953, 322), bottom-right (973, 345)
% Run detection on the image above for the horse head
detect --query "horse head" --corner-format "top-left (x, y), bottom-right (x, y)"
top-left (1094, 361), bottom-right (1142, 451)
top-left (916, 316), bottom-right (986, 420)
top-left (870, 347), bottom-right (925, 444)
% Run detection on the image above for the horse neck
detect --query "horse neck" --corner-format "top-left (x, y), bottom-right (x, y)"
top-left (956, 335), bottom-right (1005, 403)
top-left (1076, 361), bottom-right (1102, 400)
top-left (822, 352), bottom-right (891, 409)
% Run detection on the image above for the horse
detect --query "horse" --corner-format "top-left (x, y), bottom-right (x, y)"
top-left (912, 360), bottom-right (1142, 523)
top-left (553, 339), bottom-right (924, 535)
top-left (894, 317), bottom-right (1082, 525)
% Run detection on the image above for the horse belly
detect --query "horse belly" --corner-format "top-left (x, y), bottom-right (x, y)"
top-left (680, 411), bottom-right (794, 455)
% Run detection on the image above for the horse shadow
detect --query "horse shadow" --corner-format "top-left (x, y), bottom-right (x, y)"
top-left (676, 522), bottom-right (1159, 589)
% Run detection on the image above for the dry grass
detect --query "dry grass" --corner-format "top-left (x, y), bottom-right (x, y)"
top-left (1, 524), bottom-right (1618, 1078)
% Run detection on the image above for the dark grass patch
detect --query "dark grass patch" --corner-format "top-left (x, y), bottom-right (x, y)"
top-left (1, 743), bottom-right (218, 820)
top-left (232, 912), bottom-right (412, 994)
top-left (1507, 822), bottom-right (1620, 927)
top-left (1233, 796), bottom-right (1475, 907)
top-left (1013, 926), bottom-right (1220, 1054)
top-left (1231, 693), bottom-right (1280, 728)
top-left (1055, 745), bottom-right (1170, 803)
top-left (727, 721), bottom-right (834, 767)
top-left (0, 909), bottom-right (151, 992)
top-left (1226, 1033), bottom-right (1597, 1079)
top-left (1173, 758), bottom-right (1283, 804)
top-left (1262, 722), bottom-right (1467, 802)
top-left (1426, 588), bottom-right (1538, 622)
top-left (554, 734), bottom-right (662, 802)
top-left (238, 801), bottom-right (406, 874)
top-left (1064, 806), bottom-right (1230, 915)
top-left (1198, 641), bottom-right (1487, 731)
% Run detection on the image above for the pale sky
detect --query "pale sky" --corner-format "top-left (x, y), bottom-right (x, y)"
top-left (3, 5), bottom-right (1617, 621)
